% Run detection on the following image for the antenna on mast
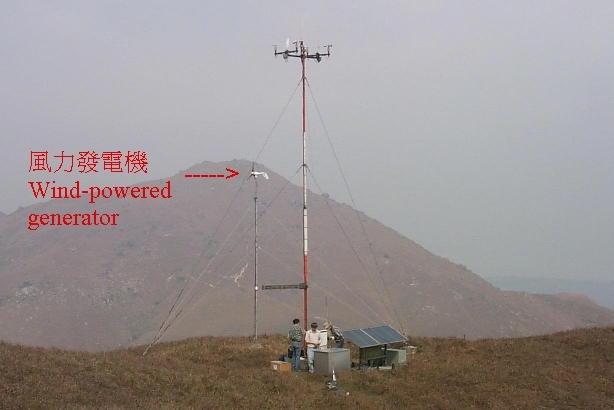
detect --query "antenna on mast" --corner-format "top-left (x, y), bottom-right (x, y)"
top-left (265, 37), bottom-right (332, 329)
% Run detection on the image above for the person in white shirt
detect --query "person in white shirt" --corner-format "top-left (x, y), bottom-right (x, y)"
top-left (304, 322), bottom-right (321, 373)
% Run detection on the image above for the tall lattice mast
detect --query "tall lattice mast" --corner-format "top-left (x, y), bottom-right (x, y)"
top-left (267, 39), bottom-right (332, 329)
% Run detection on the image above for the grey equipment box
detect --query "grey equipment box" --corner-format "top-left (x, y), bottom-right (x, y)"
top-left (386, 348), bottom-right (407, 365)
top-left (313, 348), bottom-right (351, 376)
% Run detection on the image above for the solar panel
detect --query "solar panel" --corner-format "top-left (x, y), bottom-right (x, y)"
top-left (343, 329), bottom-right (379, 348)
top-left (343, 325), bottom-right (406, 348)
top-left (365, 326), bottom-right (407, 344)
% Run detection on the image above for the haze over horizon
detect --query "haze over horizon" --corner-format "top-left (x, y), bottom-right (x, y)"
top-left (2, 2), bottom-right (613, 282)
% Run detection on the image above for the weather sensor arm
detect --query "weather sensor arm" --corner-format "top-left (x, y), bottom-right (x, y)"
top-left (274, 42), bottom-right (331, 62)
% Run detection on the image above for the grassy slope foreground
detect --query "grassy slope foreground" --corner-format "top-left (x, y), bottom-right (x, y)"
top-left (1, 327), bottom-right (614, 409)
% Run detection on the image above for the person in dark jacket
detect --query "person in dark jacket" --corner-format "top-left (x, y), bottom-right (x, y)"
top-left (287, 318), bottom-right (306, 372)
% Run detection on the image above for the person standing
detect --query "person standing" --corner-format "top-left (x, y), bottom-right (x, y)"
top-left (305, 322), bottom-right (321, 373)
top-left (287, 318), bottom-right (305, 372)
top-left (324, 322), bottom-right (344, 348)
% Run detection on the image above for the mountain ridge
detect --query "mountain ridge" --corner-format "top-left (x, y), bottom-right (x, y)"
top-left (486, 276), bottom-right (614, 310)
top-left (1, 159), bottom-right (613, 350)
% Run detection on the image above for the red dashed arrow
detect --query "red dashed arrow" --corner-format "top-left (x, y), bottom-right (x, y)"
top-left (184, 168), bottom-right (240, 179)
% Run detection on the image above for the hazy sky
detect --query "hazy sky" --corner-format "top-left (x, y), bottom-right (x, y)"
top-left (2, 1), bottom-right (613, 281)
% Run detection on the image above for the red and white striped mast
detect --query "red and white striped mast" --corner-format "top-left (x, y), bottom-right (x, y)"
top-left (273, 39), bottom-right (331, 329)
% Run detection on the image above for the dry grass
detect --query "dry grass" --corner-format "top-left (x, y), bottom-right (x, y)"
top-left (1, 327), bottom-right (614, 409)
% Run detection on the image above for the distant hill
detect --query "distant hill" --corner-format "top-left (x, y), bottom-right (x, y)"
top-left (1, 159), bottom-right (614, 350)
top-left (486, 276), bottom-right (614, 310)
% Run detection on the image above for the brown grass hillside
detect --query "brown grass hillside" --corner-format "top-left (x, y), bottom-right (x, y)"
top-left (2, 327), bottom-right (613, 409)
